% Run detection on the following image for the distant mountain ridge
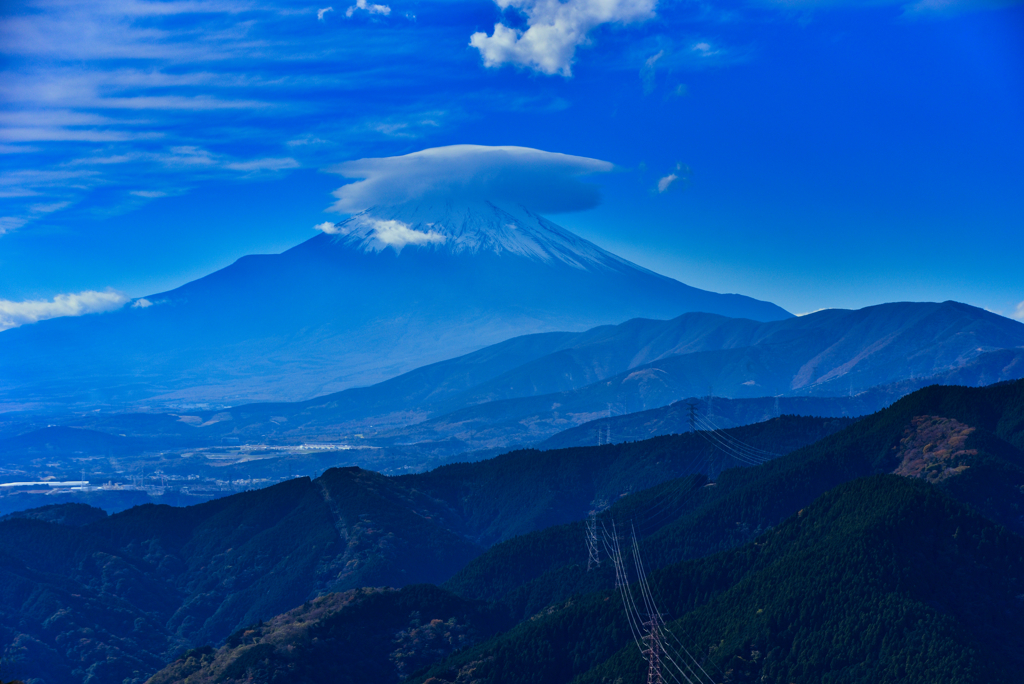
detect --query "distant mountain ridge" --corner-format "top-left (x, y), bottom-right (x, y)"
top-left (49, 300), bottom-right (1022, 454)
top-left (0, 202), bottom-right (789, 408)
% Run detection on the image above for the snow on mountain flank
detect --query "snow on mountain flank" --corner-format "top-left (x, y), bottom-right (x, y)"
top-left (316, 200), bottom-right (639, 271)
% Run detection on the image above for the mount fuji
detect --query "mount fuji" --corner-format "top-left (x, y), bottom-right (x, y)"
top-left (0, 201), bottom-right (791, 407)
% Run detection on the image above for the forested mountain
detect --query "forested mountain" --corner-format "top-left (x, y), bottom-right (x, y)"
top-left (0, 416), bottom-right (844, 684)
top-left (135, 379), bottom-right (1024, 684)
top-left (140, 379), bottom-right (1024, 684)
top-left (147, 586), bottom-right (511, 684)
top-left (414, 476), bottom-right (1024, 684)
top-left (6, 380), bottom-right (1024, 684)
top-left (443, 379), bottom-right (1024, 619)
top-left (151, 473), bottom-right (1024, 684)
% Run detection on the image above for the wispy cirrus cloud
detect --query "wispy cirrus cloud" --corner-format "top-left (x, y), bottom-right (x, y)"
top-left (224, 157), bottom-right (300, 172)
top-left (0, 0), bottom-right (484, 243)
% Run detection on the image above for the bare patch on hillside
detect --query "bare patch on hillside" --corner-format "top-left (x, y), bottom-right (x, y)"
top-left (893, 415), bottom-right (977, 483)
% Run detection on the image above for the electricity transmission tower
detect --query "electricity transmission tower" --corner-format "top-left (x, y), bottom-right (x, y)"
top-left (586, 512), bottom-right (601, 570)
top-left (643, 615), bottom-right (665, 684)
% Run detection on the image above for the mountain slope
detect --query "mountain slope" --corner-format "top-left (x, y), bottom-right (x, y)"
top-left (6, 381), bottom-right (1024, 684)
top-left (537, 348), bottom-right (1024, 450)
top-left (146, 585), bottom-right (511, 684)
top-left (415, 476), bottom-right (1024, 684)
top-left (0, 417), bottom-right (846, 684)
top-left (148, 478), bottom-right (1024, 684)
top-left (0, 203), bottom-right (788, 408)
top-left (440, 379), bottom-right (1024, 619)
top-left (38, 301), bottom-right (1024, 455)
top-left (142, 381), bottom-right (1024, 684)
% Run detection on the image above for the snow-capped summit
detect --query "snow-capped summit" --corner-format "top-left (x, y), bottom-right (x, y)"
top-left (0, 200), bottom-right (792, 408)
top-left (318, 201), bottom-right (632, 271)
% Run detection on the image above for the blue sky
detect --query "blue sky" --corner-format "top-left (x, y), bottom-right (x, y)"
top-left (1, 0), bottom-right (1022, 328)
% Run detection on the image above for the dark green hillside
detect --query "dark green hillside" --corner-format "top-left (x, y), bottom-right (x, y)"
top-left (400, 414), bottom-right (852, 546)
top-left (443, 380), bottom-right (1024, 619)
top-left (0, 474), bottom-right (482, 684)
top-left (415, 476), bottom-right (1024, 684)
top-left (147, 584), bottom-right (511, 684)
top-left (443, 474), bottom-right (711, 606)
top-left (5, 381), bottom-right (1024, 684)
top-left (0, 502), bottom-right (107, 526)
top-left (0, 415), bottom-right (843, 684)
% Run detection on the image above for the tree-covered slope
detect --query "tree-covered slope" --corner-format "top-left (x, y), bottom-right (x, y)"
top-left (443, 380), bottom-right (1024, 620)
top-left (0, 416), bottom-right (845, 684)
top-left (146, 585), bottom-right (511, 684)
top-left (415, 476), bottom-right (1024, 684)
top-left (398, 414), bottom-right (851, 546)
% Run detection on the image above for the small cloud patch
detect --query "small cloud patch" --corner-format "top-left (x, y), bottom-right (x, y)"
top-left (0, 290), bottom-right (128, 331)
top-left (346, 0), bottom-right (391, 17)
top-left (224, 157), bottom-right (299, 172)
top-left (369, 218), bottom-right (446, 250)
top-left (1012, 301), bottom-right (1024, 322)
top-left (317, 217), bottom-right (446, 253)
top-left (470, 0), bottom-right (657, 77)
top-left (655, 163), bottom-right (691, 193)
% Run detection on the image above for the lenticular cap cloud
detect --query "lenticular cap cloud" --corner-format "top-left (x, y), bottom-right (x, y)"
top-left (327, 145), bottom-right (614, 214)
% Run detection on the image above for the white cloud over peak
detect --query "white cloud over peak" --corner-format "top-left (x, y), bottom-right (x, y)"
top-left (0, 289), bottom-right (128, 331)
top-left (346, 0), bottom-right (391, 17)
top-left (327, 144), bottom-right (613, 214)
top-left (373, 221), bottom-right (443, 247)
top-left (470, 0), bottom-right (657, 76)
top-left (315, 216), bottom-right (446, 253)
top-left (364, 218), bottom-right (446, 250)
